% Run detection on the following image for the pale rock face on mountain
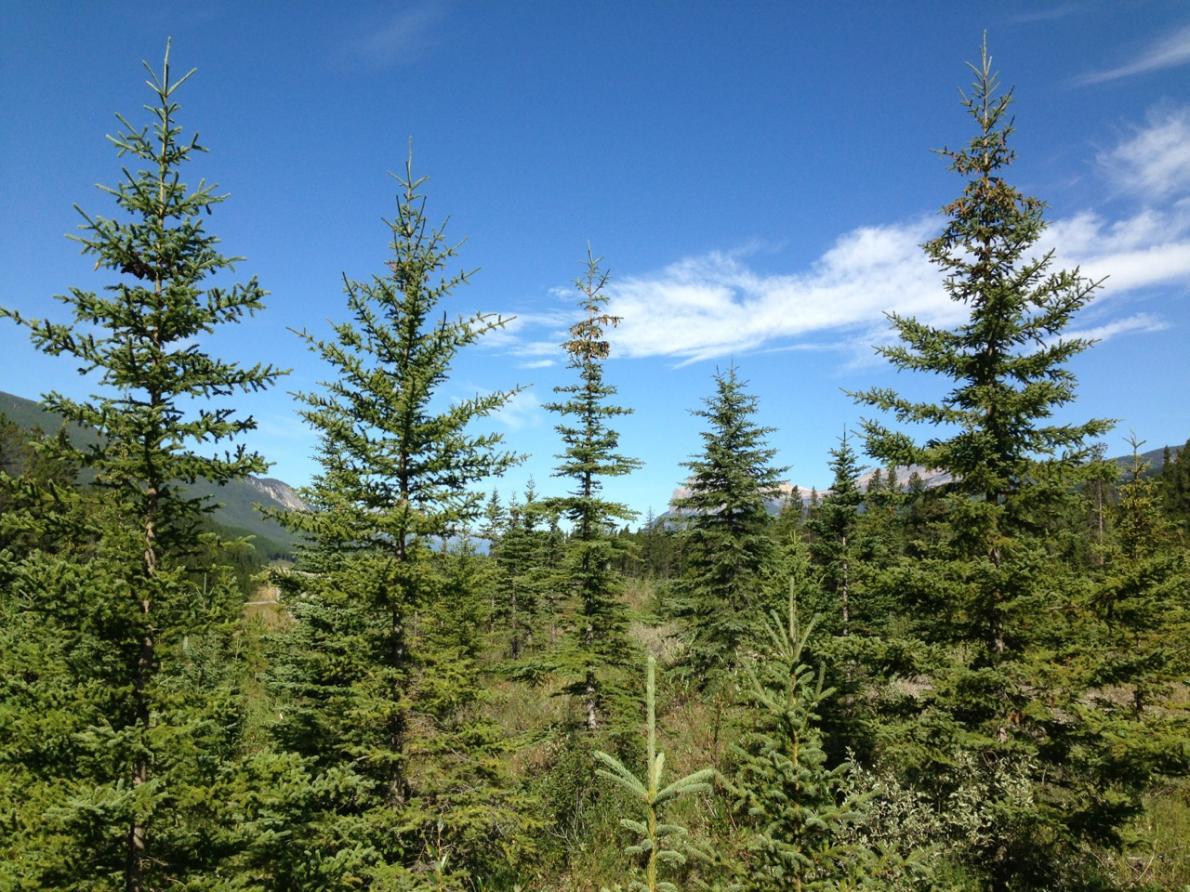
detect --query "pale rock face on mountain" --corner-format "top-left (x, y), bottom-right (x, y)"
top-left (854, 464), bottom-right (954, 493)
top-left (667, 465), bottom-right (953, 517)
top-left (244, 476), bottom-right (306, 512)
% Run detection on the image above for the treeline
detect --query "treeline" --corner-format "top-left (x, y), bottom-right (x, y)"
top-left (1, 40), bottom-right (1187, 892)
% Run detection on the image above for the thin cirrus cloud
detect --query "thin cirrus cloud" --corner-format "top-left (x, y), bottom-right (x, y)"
top-left (491, 390), bottom-right (544, 431)
top-left (1075, 24), bottom-right (1190, 85)
top-left (1096, 105), bottom-right (1190, 198)
top-left (499, 105), bottom-right (1190, 367)
top-left (1064, 312), bottom-right (1169, 344)
top-left (338, 2), bottom-right (446, 69)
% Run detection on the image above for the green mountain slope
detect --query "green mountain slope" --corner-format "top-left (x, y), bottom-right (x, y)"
top-left (1, 390), bottom-right (302, 558)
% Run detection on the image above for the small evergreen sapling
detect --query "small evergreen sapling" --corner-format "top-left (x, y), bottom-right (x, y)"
top-left (596, 656), bottom-right (714, 892)
top-left (721, 597), bottom-right (869, 891)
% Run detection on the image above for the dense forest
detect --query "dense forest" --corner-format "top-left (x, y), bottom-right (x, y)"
top-left (1, 39), bottom-right (1187, 891)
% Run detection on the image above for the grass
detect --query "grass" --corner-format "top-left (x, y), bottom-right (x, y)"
top-left (1100, 779), bottom-right (1190, 890)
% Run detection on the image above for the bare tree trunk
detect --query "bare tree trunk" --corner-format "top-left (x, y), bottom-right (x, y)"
top-left (585, 667), bottom-right (599, 731)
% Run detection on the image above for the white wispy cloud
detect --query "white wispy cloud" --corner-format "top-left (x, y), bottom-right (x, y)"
top-left (1041, 205), bottom-right (1190, 291)
top-left (598, 201), bottom-right (1190, 365)
top-left (480, 309), bottom-right (572, 364)
top-left (1065, 312), bottom-right (1169, 343)
top-left (1076, 24), bottom-right (1190, 85)
top-left (491, 390), bottom-right (544, 430)
top-left (604, 222), bottom-right (948, 365)
top-left (1097, 105), bottom-right (1190, 198)
top-left (1007, 4), bottom-right (1083, 25)
top-left (499, 106), bottom-right (1190, 366)
top-left (341, 3), bottom-right (446, 69)
top-left (481, 310), bottom-right (574, 349)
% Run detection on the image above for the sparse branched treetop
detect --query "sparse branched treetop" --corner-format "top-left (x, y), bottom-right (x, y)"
top-left (853, 37), bottom-right (1111, 506)
top-left (545, 248), bottom-right (642, 731)
top-left (548, 248), bottom-right (640, 531)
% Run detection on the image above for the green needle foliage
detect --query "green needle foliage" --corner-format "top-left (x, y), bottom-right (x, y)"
top-left (1158, 438), bottom-right (1190, 534)
top-left (265, 152), bottom-right (525, 884)
top-left (546, 249), bottom-right (642, 732)
top-left (1, 40), bottom-right (281, 890)
top-left (849, 39), bottom-right (1167, 886)
top-left (597, 656), bottom-right (714, 892)
top-left (673, 365), bottom-right (784, 684)
top-left (494, 483), bottom-right (551, 659)
top-left (806, 432), bottom-right (863, 637)
top-left (721, 603), bottom-right (868, 891)
top-left (2, 35), bottom-right (1186, 892)
top-left (1083, 439), bottom-right (1188, 774)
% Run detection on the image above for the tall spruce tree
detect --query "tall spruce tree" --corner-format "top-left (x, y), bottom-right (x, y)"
top-left (673, 366), bottom-right (784, 684)
top-left (545, 249), bottom-right (641, 732)
top-left (1, 42), bottom-right (280, 890)
top-left (266, 153), bottom-right (526, 884)
top-left (850, 40), bottom-right (1152, 885)
top-left (1, 43), bottom-right (278, 892)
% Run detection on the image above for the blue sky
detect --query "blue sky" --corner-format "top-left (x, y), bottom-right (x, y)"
top-left (2, 2), bottom-right (1189, 520)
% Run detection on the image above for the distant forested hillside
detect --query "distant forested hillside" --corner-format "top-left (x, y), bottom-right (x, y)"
top-left (1, 389), bottom-right (301, 558)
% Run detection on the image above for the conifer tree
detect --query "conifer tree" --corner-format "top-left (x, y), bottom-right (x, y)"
top-left (1159, 438), bottom-right (1190, 533)
top-left (1093, 439), bottom-right (1189, 717)
top-left (402, 541), bottom-right (543, 884)
top-left (851, 40), bottom-right (1147, 883)
top-left (545, 249), bottom-right (641, 731)
top-left (807, 431), bottom-right (863, 636)
top-left (596, 656), bottom-right (714, 892)
top-left (720, 604), bottom-right (868, 891)
top-left (267, 152), bottom-right (524, 882)
top-left (673, 366), bottom-right (784, 683)
top-left (1, 42), bottom-right (280, 890)
top-left (495, 483), bottom-right (550, 658)
top-left (855, 465), bottom-right (905, 575)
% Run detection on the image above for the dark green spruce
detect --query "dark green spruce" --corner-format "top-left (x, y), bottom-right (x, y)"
top-left (672, 366), bottom-right (784, 684)
top-left (261, 154), bottom-right (532, 886)
top-left (806, 431), bottom-right (863, 637)
top-left (851, 39), bottom-right (1165, 887)
top-left (0, 41), bottom-right (281, 891)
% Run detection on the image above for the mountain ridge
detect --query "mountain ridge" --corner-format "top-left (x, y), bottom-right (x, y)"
top-left (0, 390), bottom-right (303, 557)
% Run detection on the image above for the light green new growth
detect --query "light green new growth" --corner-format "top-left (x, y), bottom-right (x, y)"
top-left (596, 656), bottom-right (715, 892)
